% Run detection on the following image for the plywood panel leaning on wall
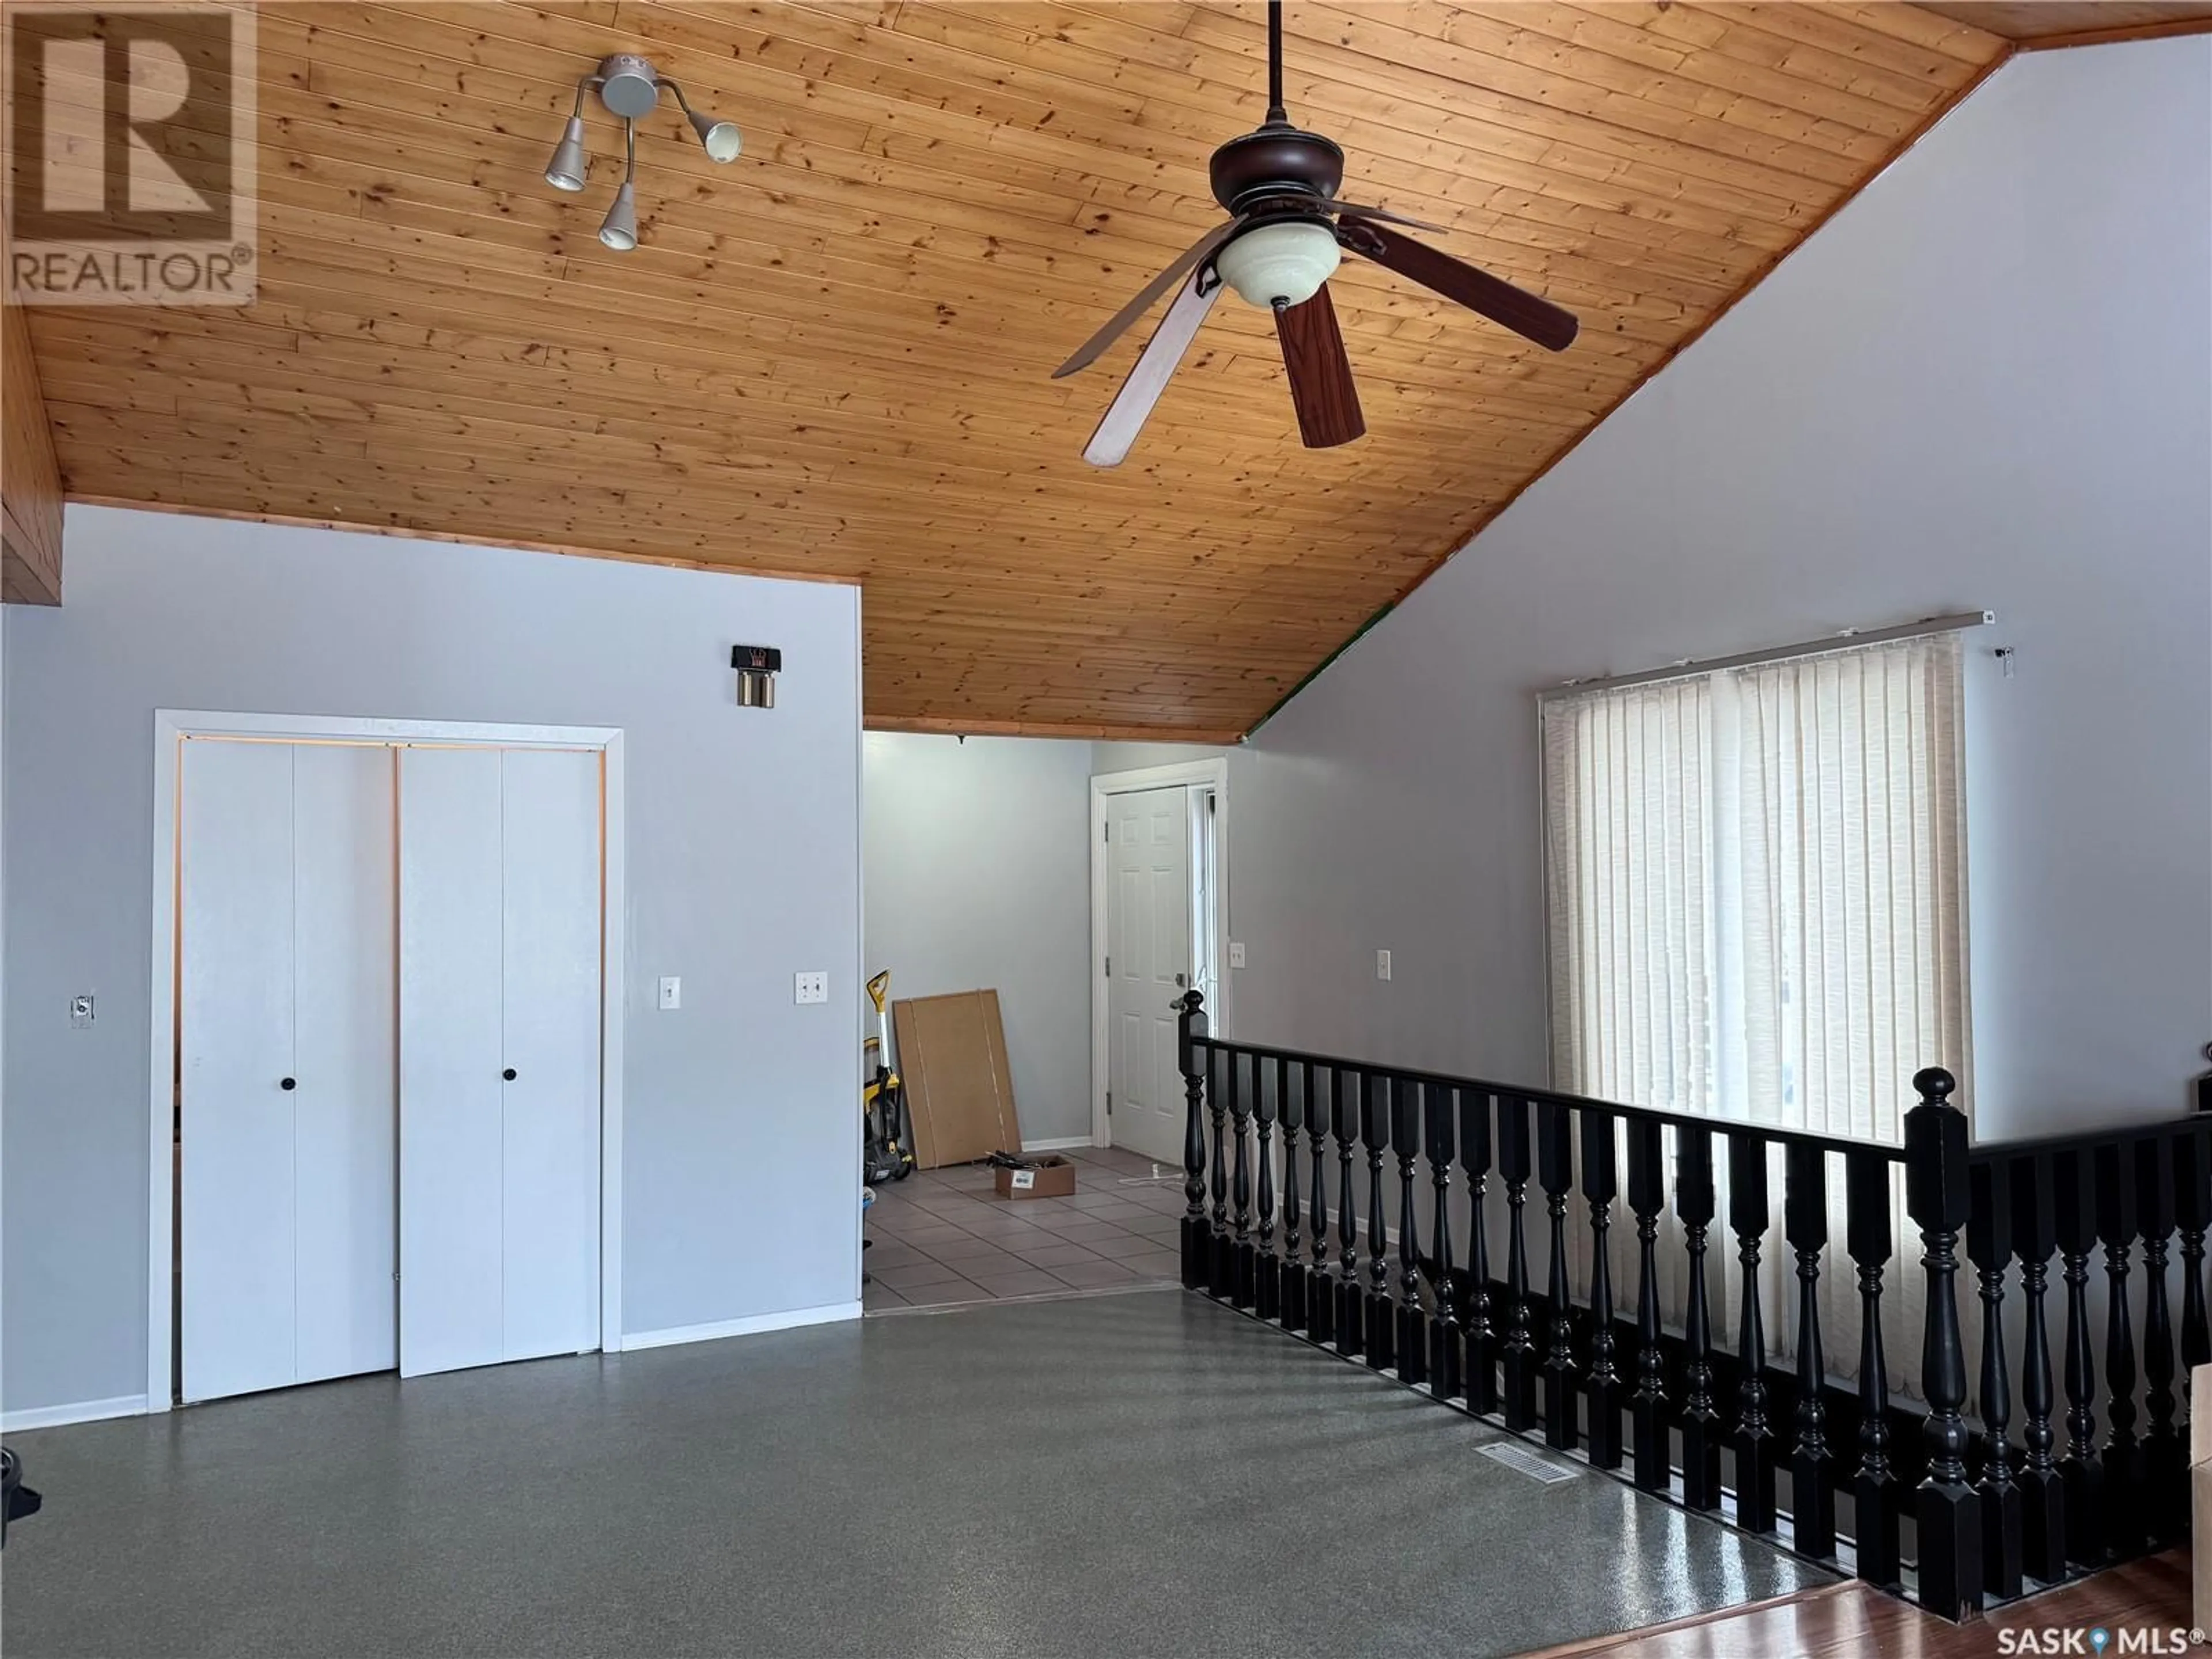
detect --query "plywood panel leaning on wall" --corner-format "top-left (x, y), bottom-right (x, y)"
top-left (894, 990), bottom-right (1023, 1169)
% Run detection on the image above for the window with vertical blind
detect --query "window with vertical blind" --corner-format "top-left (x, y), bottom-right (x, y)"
top-left (1541, 630), bottom-right (1972, 1139)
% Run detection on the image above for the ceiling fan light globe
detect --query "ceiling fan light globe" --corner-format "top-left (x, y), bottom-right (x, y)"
top-left (1214, 220), bottom-right (1340, 310)
top-left (544, 116), bottom-right (590, 192)
top-left (598, 181), bottom-right (639, 251)
top-left (689, 111), bottom-right (743, 163)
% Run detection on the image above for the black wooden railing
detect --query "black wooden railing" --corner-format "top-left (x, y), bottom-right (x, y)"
top-left (1171, 990), bottom-right (2212, 1621)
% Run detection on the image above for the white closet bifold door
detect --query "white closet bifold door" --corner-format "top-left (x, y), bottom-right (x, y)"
top-left (398, 745), bottom-right (603, 1378)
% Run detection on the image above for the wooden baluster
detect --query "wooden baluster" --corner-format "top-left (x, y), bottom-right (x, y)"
top-left (1846, 1148), bottom-right (1902, 1589)
top-left (1460, 1089), bottom-right (1498, 1415)
top-left (1499, 1094), bottom-right (1538, 1432)
top-left (1626, 1118), bottom-right (1669, 1492)
top-left (1334, 1068), bottom-right (1363, 1355)
top-left (1538, 1101), bottom-right (1579, 1452)
top-left (1176, 992), bottom-right (1209, 1290)
top-left (1427, 1085), bottom-right (1462, 1401)
top-left (2177, 1128), bottom-right (2212, 1499)
top-left (1394, 1079), bottom-right (1427, 1385)
top-left (1784, 1142), bottom-right (1835, 1559)
top-left (1363, 1074), bottom-right (1395, 1373)
top-left (1582, 1107), bottom-right (1622, 1471)
top-left (1968, 1158), bottom-right (2022, 1600)
top-left (2054, 1146), bottom-right (2104, 1567)
top-left (1229, 1052), bottom-right (1255, 1308)
top-left (1907, 1066), bottom-right (1982, 1621)
top-left (1279, 1062), bottom-right (1306, 1333)
top-left (1308, 1068), bottom-right (1334, 1347)
top-left (1207, 1043), bottom-right (1231, 1297)
top-left (2136, 1137), bottom-right (2181, 1542)
top-left (1729, 1127), bottom-right (1777, 1533)
top-left (1678, 1122), bottom-right (1722, 1510)
top-left (2012, 1152), bottom-right (2067, 1586)
top-left (1252, 1056), bottom-right (1279, 1320)
top-left (2095, 1140), bottom-right (2142, 1557)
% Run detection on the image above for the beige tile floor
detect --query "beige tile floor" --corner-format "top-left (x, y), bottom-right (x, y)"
top-left (862, 1143), bottom-right (1188, 1310)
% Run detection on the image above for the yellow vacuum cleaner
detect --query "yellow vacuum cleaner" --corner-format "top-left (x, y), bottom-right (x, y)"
top-left (863, 969), bottom-right (916, 1184)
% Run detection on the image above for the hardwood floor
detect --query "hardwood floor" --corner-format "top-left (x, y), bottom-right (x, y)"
top-left (1528, 1551), bottom-right (2195, 1658)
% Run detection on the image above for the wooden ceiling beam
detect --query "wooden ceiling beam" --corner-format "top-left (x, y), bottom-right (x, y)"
top-left (2, 305), bottom-right (63, 605)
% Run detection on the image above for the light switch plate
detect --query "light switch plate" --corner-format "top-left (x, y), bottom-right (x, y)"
top-left (658, 976), bottom-right (681, 1011)
top-left (1228, 941), bottom-right (1246, 969)
top-left (1376, 949), bottom-right (1392, 982)
top-left (795, 971), bottom-right (829, 1005)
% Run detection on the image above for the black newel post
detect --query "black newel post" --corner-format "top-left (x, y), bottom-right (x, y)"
top-left (1499, 1095), bottom-right (1538, 1432)
top-left (1279, 1062), bottom-right (1306, 1332)
top-left (1334, 1069), bottom-right (1363, 1355)
top-left (2054, 1147), bottom-right (2104, 1567)
top-left (1252, 1058), bottom-right (1279, 1320)
top-left (1393, 1080), bottom-right (1427, 1386)
top-left (1846, 1148), bottom-right (1901, 1589)
top-left (1626, 1118), bottom-right (1669, 1492)
top-left (1538, 1101), bottom-right (1579, 1452)
top-left (2012, 1152), bottom-right (2067, 1586)
top-left (1308, 1069), bottom-right (1334, 1346)
top-left (2136, 1138), bottom-right (2181, 1541)
top-left (1784, 1142), bottom-right (1835, 1559)
top-left (1460, 1090), bottom-right (1498, 1415)
top-left (1677, 1123), bottom-right (1722, 1510)
top-left (1968, 1158), bottom-right (2022, 1600)
top-left (1362, 1075), bottom-right (1395, 1373)
top-left (1906, 1066), bottom-right (1983, 1621)
top-left (1728, 1128), bottom-right (1777, 1534)
top-left (1582, 1107), bottom-right (1622, 1471)
top-left (1426, 1086), bottom-right (1462, 1400)
top-left (1176, 990), bottom-right (1209, 1290)
top-left (1228, 1052), bottom-right (1255, 1308)
top-left (2095, 1141), bottom-right (2142, 1556)
top-left (1208, 1044), bottom-right (1232, 1296)
top-left (2177, 1128), bottom-right (2211, 1502)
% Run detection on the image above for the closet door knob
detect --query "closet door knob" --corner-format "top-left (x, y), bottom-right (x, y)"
top-left (502, 1068), bottom-right (518, 1082)
top-left (280, 1077), bottom-right (297, 1092)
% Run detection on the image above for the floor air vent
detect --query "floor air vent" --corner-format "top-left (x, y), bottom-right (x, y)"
top-left (1478, 1442), bottom-right (1580, 1486)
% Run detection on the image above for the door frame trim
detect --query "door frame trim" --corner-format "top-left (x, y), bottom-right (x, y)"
top-left (1089, 759), bottom-right (1230, 1152)
top-left (148, 710), bottom-right (628, 1411)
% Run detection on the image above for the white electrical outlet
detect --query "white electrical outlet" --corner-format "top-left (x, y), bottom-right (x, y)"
top-left (658, 976), bottom-right (681, 1011)
top-left (1376, 949), bottom-right (1392, 982)
top-left (794, 971), bottom-right (829, 1005)
top-left (1228, 941), bottom-right (1247, 969)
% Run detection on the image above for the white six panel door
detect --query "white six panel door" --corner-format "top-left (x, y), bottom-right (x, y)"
top-left (181, 741), bottom-right (397, 1403)
top-left (398, 746), bottom-right (602, 1378)
top-left (1104, 786), bottom-right (1191, 1165)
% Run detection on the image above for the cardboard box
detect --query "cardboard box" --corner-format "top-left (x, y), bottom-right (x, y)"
top-left (2194, 1365), bottom-right (2211, 1636)
top-left (893, 989), bottom-right (1023, 1169)
top-left (995, 1156), bottom-right (1077, 1199)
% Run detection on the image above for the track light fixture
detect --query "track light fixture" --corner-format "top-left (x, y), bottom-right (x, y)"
top-left (541, 54), bottom-right (744, 251)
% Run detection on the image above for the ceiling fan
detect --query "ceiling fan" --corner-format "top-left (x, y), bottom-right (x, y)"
top-left (1052, 0), bottom-right (1579, 467)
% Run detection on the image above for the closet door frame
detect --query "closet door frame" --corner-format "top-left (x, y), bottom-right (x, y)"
top-left (148, 710), bottom-right (627, 1412)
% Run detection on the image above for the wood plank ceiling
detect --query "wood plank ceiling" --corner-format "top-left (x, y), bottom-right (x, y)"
top-left (18, 1), bottom-right (2061, 738)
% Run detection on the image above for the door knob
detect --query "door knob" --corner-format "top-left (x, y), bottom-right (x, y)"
top-left (279, 1077), bottom-right (297, 1091)
top-left (1175, 972), bottom-right (1187, 987)
top-left (502, 1068), bottom-right (518, 1082)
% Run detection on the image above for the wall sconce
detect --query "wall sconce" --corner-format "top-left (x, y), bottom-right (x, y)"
top-left (544, 54), bottom-right (744, 251)
top-left (732, 645), bottom-right (782, 708)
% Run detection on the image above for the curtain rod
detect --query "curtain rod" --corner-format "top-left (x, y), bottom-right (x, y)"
top-left (1536, 609), bottom-right (1994, 702)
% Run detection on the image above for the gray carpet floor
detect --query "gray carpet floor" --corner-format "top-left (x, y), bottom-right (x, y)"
top-left (2, 1287), bottom-right (1828, 1658)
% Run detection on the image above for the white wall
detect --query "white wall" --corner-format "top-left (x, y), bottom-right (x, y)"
top-left (1101, 39), bottom-right (2212, 1143)
top-left (863, 733), bottom-right (1093, 1143)
top-left (3, 506), bottom-right (863, 1416)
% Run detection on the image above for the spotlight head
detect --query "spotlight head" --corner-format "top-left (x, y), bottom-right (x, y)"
top-left (687, 109), bottom-right (743, 164)
top-left (598, 180), bottom-right (638, 252)
top-left (544, 115), bottom-right (589, 192)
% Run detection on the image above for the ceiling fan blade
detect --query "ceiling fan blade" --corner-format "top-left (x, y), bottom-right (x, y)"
top-left (1052, 219), bottom-right (1238, 380)
top-left (1273, 283), bottom-right (1365, 449)
top-left (1082, 269), bottom-right (1222, 468)
top-left (1342, 221), bottom-right (1578, 353)
top-left (1317, 198), bottom-right (1445, 234)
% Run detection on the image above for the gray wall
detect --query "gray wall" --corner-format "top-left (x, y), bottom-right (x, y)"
top-left (1100, 39), bottom-right (2212, 1142)
top-left (863, 733), bottom-right (1093, 1143)
top-left (4, 506), bottom-right (863, 1414)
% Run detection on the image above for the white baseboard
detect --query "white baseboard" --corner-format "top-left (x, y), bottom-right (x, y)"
top-left (2, 1393), bottom-right (149, 1432)
top-left (1022, 1136), bottom-right (1094, 1152)
top-left (620, 1301), bottom-right (861, 1353)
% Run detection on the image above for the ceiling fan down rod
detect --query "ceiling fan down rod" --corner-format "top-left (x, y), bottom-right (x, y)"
top-left (1267, 0), bottom-right (1286, 124)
